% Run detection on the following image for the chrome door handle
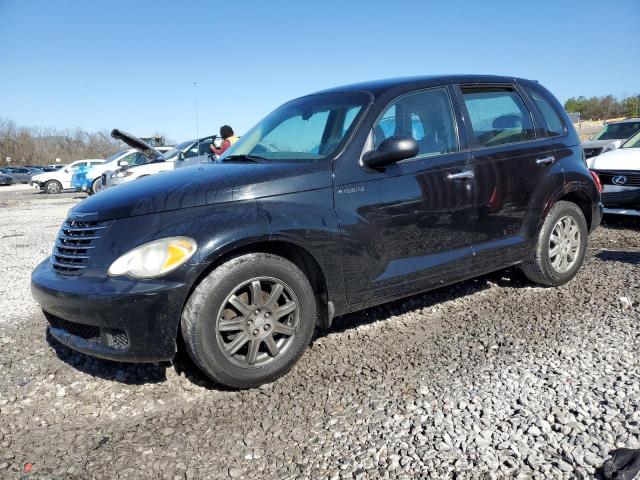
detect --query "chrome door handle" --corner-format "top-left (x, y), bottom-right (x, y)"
top-left (536, 156), bottom-right (556, 165)
top-left (447, 170), bottom-right (474, 181)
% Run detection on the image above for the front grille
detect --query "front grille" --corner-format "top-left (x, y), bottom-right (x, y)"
top-left (51, 220), bottom-right (106, 275)
top-left (584, 147), bottom-right (603, 159)
top-left (47, 315), bottom-right (129, 350)
top-left (596, 170), bottom-right (640, 187)
top-left (602, 190), bottom-right (640, 206)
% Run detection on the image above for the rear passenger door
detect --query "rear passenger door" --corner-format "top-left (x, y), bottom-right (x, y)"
top-left (456, 84), bottom-right (562, 272)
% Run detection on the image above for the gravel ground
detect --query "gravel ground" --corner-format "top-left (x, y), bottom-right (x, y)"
top-left (0, 184), bottom-right (639, 479)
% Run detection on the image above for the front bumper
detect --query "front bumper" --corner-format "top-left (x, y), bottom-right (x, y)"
top-left (591, 201), bottom-right (604, 233)
top-left (31, 259), bottom-right (191, 362)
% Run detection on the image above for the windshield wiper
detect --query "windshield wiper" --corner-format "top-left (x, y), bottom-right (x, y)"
top-left (223, 154), bottom-right (268, 163)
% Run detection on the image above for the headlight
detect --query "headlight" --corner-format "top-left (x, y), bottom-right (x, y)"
top-left (108, 237), bottom-right (197, 278)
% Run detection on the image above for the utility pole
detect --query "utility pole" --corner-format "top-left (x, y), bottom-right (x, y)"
top-left (194, 81), bottom-right (200, 153)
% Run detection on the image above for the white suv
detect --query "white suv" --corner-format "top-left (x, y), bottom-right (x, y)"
top-left (31, 159), bottom-right (104, 194)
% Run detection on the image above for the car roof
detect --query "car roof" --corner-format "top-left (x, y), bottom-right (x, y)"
top-left (313, 74), bottom-right (536, 98)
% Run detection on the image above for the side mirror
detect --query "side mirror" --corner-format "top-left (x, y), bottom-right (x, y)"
top-left (362, 135), bottom-right (419, 170)
top-left (117, 159), bottom-right (128, 167)
top-left (178, 151), bottom-right (185, 162)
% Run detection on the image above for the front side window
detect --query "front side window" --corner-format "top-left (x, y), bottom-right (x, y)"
top-left (221, 92), bottom-right (370, 162)
top-left (462, 86), bottom-right (535, 147)
top-left (593, 122), bottom-right (640, 141)
top-left (371, 87), bottom-right (459, 157)
top-left (525, 88), bottom-right (566, 137)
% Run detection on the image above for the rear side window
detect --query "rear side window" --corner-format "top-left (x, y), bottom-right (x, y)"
top-left (372, 87), bottom-right (459, 158)
top-left (461, 86), bottom-right (535, 147)
top-left (525, 87), bottom-right (566, 137)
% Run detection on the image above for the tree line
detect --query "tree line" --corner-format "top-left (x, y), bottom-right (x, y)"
top-left (0, 118), bottom-right (123, 167)
top-left (564, 95), bottom-right (640, 121)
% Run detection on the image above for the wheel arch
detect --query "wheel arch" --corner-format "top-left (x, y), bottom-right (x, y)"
top-left (185, 237), bottom-right (333, 329)
top-left (541, 183), bottom-right (596, 233)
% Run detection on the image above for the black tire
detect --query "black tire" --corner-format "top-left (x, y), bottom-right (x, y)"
top-left (45, 180), bottom-right (62, 194)
top-left (181, 253), bottom-right (316, 389)
top-left (521, 200), bottom-right (588, 286)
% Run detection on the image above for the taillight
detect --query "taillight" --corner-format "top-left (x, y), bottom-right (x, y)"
top-left (589, 170), bottom-right (602, 193)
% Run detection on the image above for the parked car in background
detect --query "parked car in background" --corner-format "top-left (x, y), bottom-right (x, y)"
top-left (47, 164), bottom-right (66, 170)
top-left (0, 173), bottom-right (14, 186)
top-left (77, 147), bottom-right (173, 194)
top-left (582, 118), bottom-right (640, 159)
top-left (32, 75), bottom-right (602, 389)
top-left (0, 166), bottom-right (43, 183)
top-left (101, 133), bottom-right (221, 189)
top-left (588, 130), bottom-right (640, 216)
top-left (31, 159), bottom-right (104, 193)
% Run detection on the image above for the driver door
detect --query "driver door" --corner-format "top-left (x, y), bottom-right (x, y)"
top-left (334, 86), bottom-right (476, 308)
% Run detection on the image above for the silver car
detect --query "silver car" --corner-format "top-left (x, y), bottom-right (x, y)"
top-left (582, 118), bottom-right (640, 159)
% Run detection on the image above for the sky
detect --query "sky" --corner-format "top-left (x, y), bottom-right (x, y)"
top-left (1, 0), bottom-right (638, 142)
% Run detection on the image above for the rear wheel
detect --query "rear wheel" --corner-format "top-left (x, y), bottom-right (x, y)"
top-left (181, 253), bottom-right (316, 389)
top-left (45, 180), bottom-right (62, 194)
top-left (521, 200), bottom-right (588, 286)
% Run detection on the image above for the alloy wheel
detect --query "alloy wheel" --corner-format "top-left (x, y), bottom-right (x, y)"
top-left (215, 277), bottom-right (299, 368)
top-left (549, 215), bottom-right (580, 273)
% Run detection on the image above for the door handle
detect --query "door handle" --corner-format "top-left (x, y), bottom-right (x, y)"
top-left (447, 170), bottom-right (474, 181)
top-left (536, 156), bottom-right (556, 165)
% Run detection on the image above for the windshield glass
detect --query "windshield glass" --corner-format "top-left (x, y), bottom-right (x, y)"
top-left (104, 150), bottom-right (129, 163)
top-left (593, 121), bottom-right (640, 141)
top-left (220, 91), bottom-right (370, 162)
top-left (162, 140), bottom-right (194, 159)
top-left (622, 130), bottom-right (640, 148)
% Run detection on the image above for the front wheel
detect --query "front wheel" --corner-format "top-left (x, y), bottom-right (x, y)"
top-left (45, 180), bottom-right (62, 194)
top-left (90, 178), bottom-right (102, 195)
top-left (521, 200), bottom-right (588, 286)
top-left (181, 253), bottom-right (316, 389)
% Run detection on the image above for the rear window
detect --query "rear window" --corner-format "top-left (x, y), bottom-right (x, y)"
top-left (461, 86), bottom-right (535, 147)
top-left (525, 88), bottom-right (566, 137)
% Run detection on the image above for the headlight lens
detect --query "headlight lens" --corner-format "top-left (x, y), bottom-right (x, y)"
top-left (108, 237), bottom-right (197, 278)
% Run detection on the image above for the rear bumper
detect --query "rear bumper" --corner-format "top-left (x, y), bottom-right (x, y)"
top-left (591, 201), bottom-right (604, 233)
top-left (31, 259), bottom-right (190, 362)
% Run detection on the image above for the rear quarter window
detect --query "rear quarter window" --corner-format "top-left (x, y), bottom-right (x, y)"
top-left (525, 87), bottom-right (567, 137)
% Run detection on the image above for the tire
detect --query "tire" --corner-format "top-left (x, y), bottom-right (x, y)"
top-left (521, 200), bottom-right (588, 286)
top-left (90, 178), bottom-right (102, 195)
top-left (45, 180), bottom-right (62, 194)
top-left (181, 253), bottom-right (316, 389)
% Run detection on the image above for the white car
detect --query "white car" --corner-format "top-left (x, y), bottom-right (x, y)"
top-left (588, 130), bottom-right (640, 216)
top-left (80, 147), bottom-right (172, 194)
top-left (31, 159), bottom-right (105, 194)
top-left (104, 132), bottom-right (222, 189)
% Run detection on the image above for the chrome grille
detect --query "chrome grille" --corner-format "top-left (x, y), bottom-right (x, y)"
top-left (596, 170), bottom-right (640, 187)
top-left (51, 220), bottom-right (106, 274)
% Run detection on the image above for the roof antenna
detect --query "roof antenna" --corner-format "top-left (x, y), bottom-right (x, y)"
top-left (193, 81), bottom-right (200, 153)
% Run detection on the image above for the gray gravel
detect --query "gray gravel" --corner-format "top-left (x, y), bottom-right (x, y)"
top-left (0, 184), bottom-right (639, 479)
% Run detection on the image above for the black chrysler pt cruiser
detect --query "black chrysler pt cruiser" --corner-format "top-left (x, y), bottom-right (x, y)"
top-left (32, 75), bottom-right (603, 389)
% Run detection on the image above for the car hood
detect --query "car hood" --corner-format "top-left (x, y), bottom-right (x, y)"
top-left (588, 148), bottom-right (640, 170)
top-left (582, 139), bottom-right (623, 149)
top-left (69, 161), bottom-right (331, 221)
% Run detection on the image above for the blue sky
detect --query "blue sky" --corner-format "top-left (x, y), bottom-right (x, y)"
top-left (1, 0), bottom-right (638, 142)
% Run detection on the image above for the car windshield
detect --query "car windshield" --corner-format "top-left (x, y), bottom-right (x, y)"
top-left (622, 130), bottom-right (640, 148)
top-left (162, 140), bottom-right (194, 159)
top-left (104, 150), bottom-right (129, 163)
top-left (592, 121), bottom-right (640, 141)
top-left (220, 91), bottom-right (370, 162)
